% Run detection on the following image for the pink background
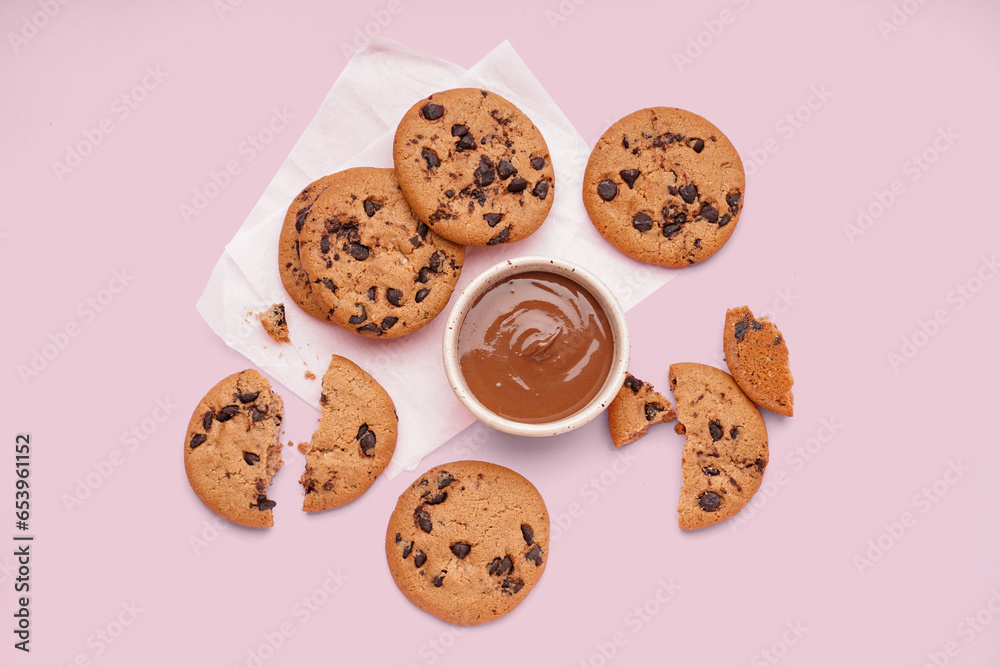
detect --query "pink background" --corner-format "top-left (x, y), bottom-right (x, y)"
top-left (3, 1), bottom-right (999, 665)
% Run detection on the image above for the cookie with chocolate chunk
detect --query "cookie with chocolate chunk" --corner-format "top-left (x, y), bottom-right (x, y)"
top-left (723, 306), bottom-right (794, 416)
top-left (299, 355), bottom-right (397, 511)
top-left (668, 363), bottom-right (768, 530)
top-left (583, 107), bottom-right (745, 267)
top-left (392, 88), bottom-right (555, 246)
top-left (184, 369), bottom-right (284, 528)
top-left (297, 167), bottom-right (465, 339)
top-left (278, 173), bottom-right (344, 322)
top-left (385, 461), bottom-right (549, 625)
top-left (608, 373), bottom-right (676, 447)
top-left (258, 303), bottom-right (289, 343)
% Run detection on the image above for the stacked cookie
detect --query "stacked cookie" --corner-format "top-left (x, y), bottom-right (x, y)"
top-left (277, 88), bottom-right (556, 341)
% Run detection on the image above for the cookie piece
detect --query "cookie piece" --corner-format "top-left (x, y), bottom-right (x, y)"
top-left (608, 373), bottom-right (676, 447)
top-left (299, 355), bottom-right (397, 511)
top-left (258, 303), bottom-right (289, 343)
top-left (298, 167), bottom-right (465, 339)
top-left (385, 461), bottom-right (549, 625)
top-left (583, 107), bottom-right (745, 267)
top-left (668, 363), bottom-right (768, 530)
top-left (278, 173), bottom-right (344, 322)
top-left (184, 370), bottom-right (284, 528)
top-left (393, 88), bottom-right (555, 246)
top-left (723, 306), bottom-right (794, 416)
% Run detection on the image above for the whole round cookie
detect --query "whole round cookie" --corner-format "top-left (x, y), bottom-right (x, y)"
top-left (278, 173), bottom-right (344, 322)
top-left (668, 363), bottom-right (768, 530)
top-left (583, 107), bottom-right (745, 267)
top-left (299, 354), bottom-right (397, 511)
top-left (184, 369), bottom-right (284, 528)
top-left (298, 167), bottom-right (465, 339)
top-left (723, 306), bottom-right (794, 416)
top-left (392, 88), bottom-right (555, 246)
top-left (385, 461), bottom-right (550, 625)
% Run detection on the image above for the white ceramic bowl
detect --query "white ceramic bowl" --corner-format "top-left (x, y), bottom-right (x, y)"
top-left (442, 256), bottom-right (630, 437)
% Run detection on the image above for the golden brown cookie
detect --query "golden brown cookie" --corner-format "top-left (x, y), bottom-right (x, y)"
top-left (608, 373), bottom-right (676, 447)
top-left (385, 461), bottom-right (549, 625)
top-left (258, 303), bottom-right (289, 343)
top-left (723, 306), bottom-right (794, 416)
top-left (392, 88), bottom-right (555, 246)
top-left (184, 369), bottom-right (284, 528)
top-left (583, 107), bottom-right (745, 267)
top-left (668, 363), bottom-right (767, 530)
top-left (299, 355), bottom-right (397, 511)
top-left (278, 174), bottom-right (344, 322)
top-left (297, 167), bottom-right (465, 339)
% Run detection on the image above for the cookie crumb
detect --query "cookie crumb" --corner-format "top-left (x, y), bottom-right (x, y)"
top-left (304, 371), bottom-right (316, 381)
top-left (259, 304), bottom-right (290, 343)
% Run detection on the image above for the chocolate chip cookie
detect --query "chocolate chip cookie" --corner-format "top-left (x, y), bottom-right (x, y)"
top-left (583, 107), bottom-right (745, 267)
top-left (385, 461), bottom-right (549, 625)
top-left (278, 173), bottom-right (344, 322)
top-left (184, 369), bottom-right (284, 528)
top-left (299, 355), bottom-right (397, 511)
top-left (608, 373), bottom-right (676, 447)
top-left (258, 303), bottom-right (289, 343)
top-left (668, 363), bottom-right (767, 530)
top-left (723, 306), bottom-right (794, 416)
top-left (297, 167), bottom-right (465, 339)
top-left (392, 88), bottom-right (555, 247)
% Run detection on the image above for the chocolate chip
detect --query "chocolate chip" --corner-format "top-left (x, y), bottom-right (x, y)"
top-left (348, 306), bottom-right (367, 325)
top-left (456, 133), bottom-right (477, 151)
top-left (689, 138), bottom-right (705, 153)
top-left (451, 543), bottom-right (471, 559)
top-left (734, 320), bottom-right (747, 341)
top-left (679, 183), bottom-right (698, 204)
top-left (662, 223), bottom-right (682, 239)
top-left (530, 156), bottom-right (546, 170)
top-left (699, 203), bottom-right (719, 223)
top-left (619, 169), bottom-right (640, 189)
top-left (501, 578), bottom-right (524, 595)
top-left (413, 550), bottom-right (427, 567)
top-left (189, 433), bottom-right (207, 449)
top-left (726, 191), bottom-right (741, 213)
top-left (483, 213), bottom-right (502, 227)
top-left (251, 407), bottom-right (267, 423)
top-left (709, 420), bottom-right (723, 441)
top-left (532, 181), bottom-right (549, 200)
top-left (357, 322), bottom-right (381, 335)
top-left (432, 573), bottom-right (445, 587)
top-left (729, 476), bottom-right (742, 491)
top-left (525, 546), bottom-right (543, 566)
top-left (774, 335), bottom-right (783, 346)
top-left (718, 213), bottom-right (731, 227)
top-left (202, 411), bottom-right (213, 431)
top-left (632, 213), bottom-right (653, 232)
top-left (488, 557), bottom-right (502, 575)
top-left (438, 472), bottom-right (454, 488)
top-left (216, 405), bottom-right (239, 422)
top-left (487, 227), bottom-right (510, 245)
top-left (243, 452), bottom-right (260, 465)
top-left (751, 319), bottom-right (762, 330)
top-left (698, 491), bottom-right (721, 512)
top-left (255, 495), bottom-right (276, 511)
top-left (597, 179), bottom-right (617, 201)
top-left (395, 533), bottom-right (401, 543)
top-left (417, 267), bottom-right (432, 283)
top-left (256, 480), bottom-right (265, 492)
top-left (753, 458), bottom-right (766, 473)
top-left (451, 124), bottom-right (468, 136)
top-left (421, 103), bottom-right (444, 120)
top-left (415, 288), bottom-right (430, 303)
top-left (367, 286), bottom-right (377, 301)
top-left (497, 159), bottom-right (516, 179)
top-left (428, 252), bottom-right (445, 272)
top-left (320, 393), bottom-right (328, 405)
top-left (415, 508), bottom-right (432, 533)
top-left (237, 391), bottom-right (259, 404)
top-left (645, 403), bottom-right (665, 421)
top-left (694, 238), bottom-right (702, 249)
top-left (417, 223), bottom-right (429, 239)
top-left (507, 177), bottom-right (528, 193)
top-left (474, 155), bottom-right (495, 187)
top-left (347, 243), bottom-right (369, 261)
top-left (521, 524), bottom-right (534, 545)
top-left (380, 316), bottom-right (398, 331)
top-left (319, 278), bottom-right (337, 293)
top-left (703, 466), bottom-right (720, 476)
top-left (386, 288), bottom-right (403, 306)
top-left (402, 542), bottom-right (413, 558)
top-left (423, 492), bottom-right (447, 505)
top-left (622, 136), bottom-right (630, 149)
top-left (295, 206), bottom-right (311, 233)
top-left (730, 426), bottom-right (740, 439)
top-left (421, 148), bottom-right (440, 169)
top-left (496, 555), bottom-right (513, 576)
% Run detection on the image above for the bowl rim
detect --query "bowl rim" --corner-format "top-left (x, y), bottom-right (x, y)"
top-left (442, 255), bottom-right (630, 437)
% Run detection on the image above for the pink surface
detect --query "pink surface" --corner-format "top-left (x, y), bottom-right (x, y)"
top-left (3, 1), bottom-right (999, 665)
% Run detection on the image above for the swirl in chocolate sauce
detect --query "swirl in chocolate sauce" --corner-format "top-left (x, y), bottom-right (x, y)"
top-left (458, 271), bottom-right (614, 424)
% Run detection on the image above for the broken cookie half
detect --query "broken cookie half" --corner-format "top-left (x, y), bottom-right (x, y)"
top-left (668, 363), bottom-right (768, 530)
top-left (723, 306), bottom-right (793, 416)
top-left (299, 354), bottom-right (398, 511)
top-left (607, 373), bottom-right (676, 447)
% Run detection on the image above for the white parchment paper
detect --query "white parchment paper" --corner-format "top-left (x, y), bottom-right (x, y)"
top-left (196, 38), bottom-right (677, 477)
